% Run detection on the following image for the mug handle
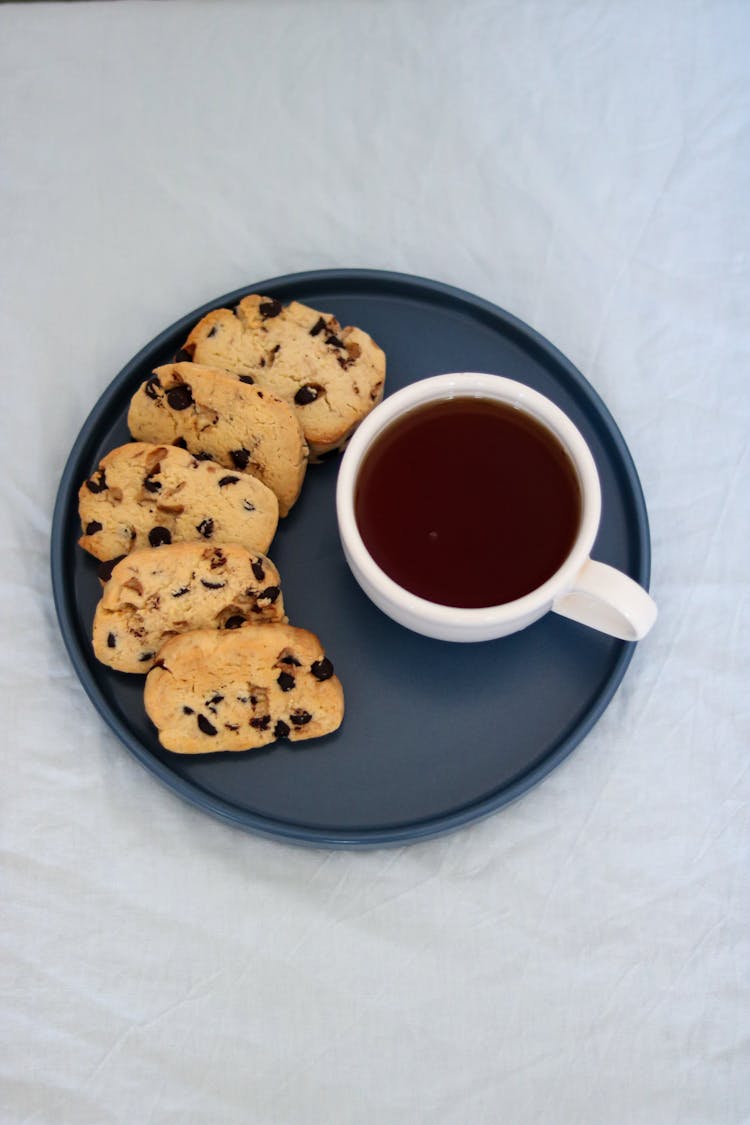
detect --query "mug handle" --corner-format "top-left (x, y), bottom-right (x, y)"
top-left (552, 559), bottom-right (657, 641)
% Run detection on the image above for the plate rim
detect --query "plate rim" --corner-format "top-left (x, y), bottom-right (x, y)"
top-left (51, 268), bottom-right (651, 848)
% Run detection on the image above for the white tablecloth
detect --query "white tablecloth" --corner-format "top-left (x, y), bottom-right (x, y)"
top-left (2, 2), bottom-right (748, 1122)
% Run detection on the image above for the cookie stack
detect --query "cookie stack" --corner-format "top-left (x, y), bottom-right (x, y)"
top-left (78, 294), bottom-right (387, 754)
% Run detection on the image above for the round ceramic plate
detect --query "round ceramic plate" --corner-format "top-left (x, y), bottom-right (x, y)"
top-left (51, 270), bottom-right (651, 847)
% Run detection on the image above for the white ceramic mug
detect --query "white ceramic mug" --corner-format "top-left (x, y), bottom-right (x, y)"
top-left (336, 373), bottom-right (657, 643)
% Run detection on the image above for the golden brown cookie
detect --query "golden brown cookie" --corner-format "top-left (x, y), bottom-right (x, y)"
top-left (127, 363), bottom-right (308, 516)
top-left (144, 623), bottom-right (344, 753)
top-left (180, 295), bottom-right (386, 459)
top-left (78, 442), bottom-right (279, 561)
top-left (92, 543), bottom-right (285, 673)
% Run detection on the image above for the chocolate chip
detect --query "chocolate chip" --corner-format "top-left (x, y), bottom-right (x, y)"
top-left (86, 472), bottom-right (107, 494)
top-left (279, 654), bottom-right (301, 666)
top-left (97, 556), bottom-right (123, 583)
top-left (326, 334), bottom-right (344, 349)
top-left (238, 375), bottom-right (254, 384)
top-left (145, 375), bottom-right (161, 399)
top-left (294, 384), bottom-right (322, 405)
top-left (172, 585), bottom-right (190, 597)
top-left (197, 714), bottom-right (217, 736)
top-left (208, 694), bottom-right (224, 706)
top-left (225, 723), bottom-right (240, 731)
top-left (107, 632), bottom-right (116, 648)
top-left (143, 474), bottom-right (161, 493)
top-left (274, 719), bottom-right (290, 739)
top-left (277, 671), bottom-right (295, 692)
top-left (197, 518), bottom-right (214, 539)
top-left (224, 615), bottom-right (245, 629)
top-left (309, 316), bottom-right (326, 336)
top-left (174, 437), bottom-right (188, 449)
top-left (259, 298), bottom-right (282, 318)
top-left (209, 549), bottom-right (225, 569)
top-left (183, 706), bottom-right (194, 715)
top-left (201, 579), bottom-right (226, 589)
top-left (173, 347), bottom-right (193, 363)
top-left (260, 585), bottom-right (280, 604)
top-left (195, 452), bottom-right (214, 462)
top-left (218, 475), bottom-right (239, 487)
top-left (166, 384), bottom-right (193, 410)
top-left (207, 325), bottom-right (218, 338)
top-left (290, 709), bottom-right (312, 726)
top-left (138, 651), bottom-right (155, 662)
top-left (85, 521), bottom-right (103, 535)
top-left (148, 526), bottom-right (171, 547)
top-left (310, 657), bottom-right (334, 681)
top-left (337, 356), bottom-right (353, 370)
top-left (230, 449), bottom-right (250, 470)
top-left (251, 715), bottom-right (271, 731)
top-left (251, 559), bottom-right (265, 581)
top-left (243, 500), bottom-right (256, 512)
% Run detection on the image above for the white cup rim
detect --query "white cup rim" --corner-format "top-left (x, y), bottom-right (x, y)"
top-left (336, 373), bottom-right (602, 633)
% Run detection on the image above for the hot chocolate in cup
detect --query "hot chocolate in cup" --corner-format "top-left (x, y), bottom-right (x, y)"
top-left (336, 373), bottom-right (657, 643)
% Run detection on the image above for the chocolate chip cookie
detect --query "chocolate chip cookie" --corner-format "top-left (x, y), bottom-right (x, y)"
top-left (78, 442), bottom-right (279, 561)
top-left (144, 623), bottom-right (344, 753)
top-left (92, 543), bottom-right (285, 673)
top-left (179, 295), bottom-right (386, 459)
top-left (127, 363), bottom-right (308, 516)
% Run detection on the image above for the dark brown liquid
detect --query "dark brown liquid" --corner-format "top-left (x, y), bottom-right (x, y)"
top-left (354, 397), bottom-right (582, 608)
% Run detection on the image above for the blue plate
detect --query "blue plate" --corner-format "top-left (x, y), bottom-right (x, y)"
top-left (51, 270), bottom-right (651, 847)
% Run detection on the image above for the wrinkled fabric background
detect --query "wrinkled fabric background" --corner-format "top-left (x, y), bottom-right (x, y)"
top-left (1, 2), bottom-right (748, 1122)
